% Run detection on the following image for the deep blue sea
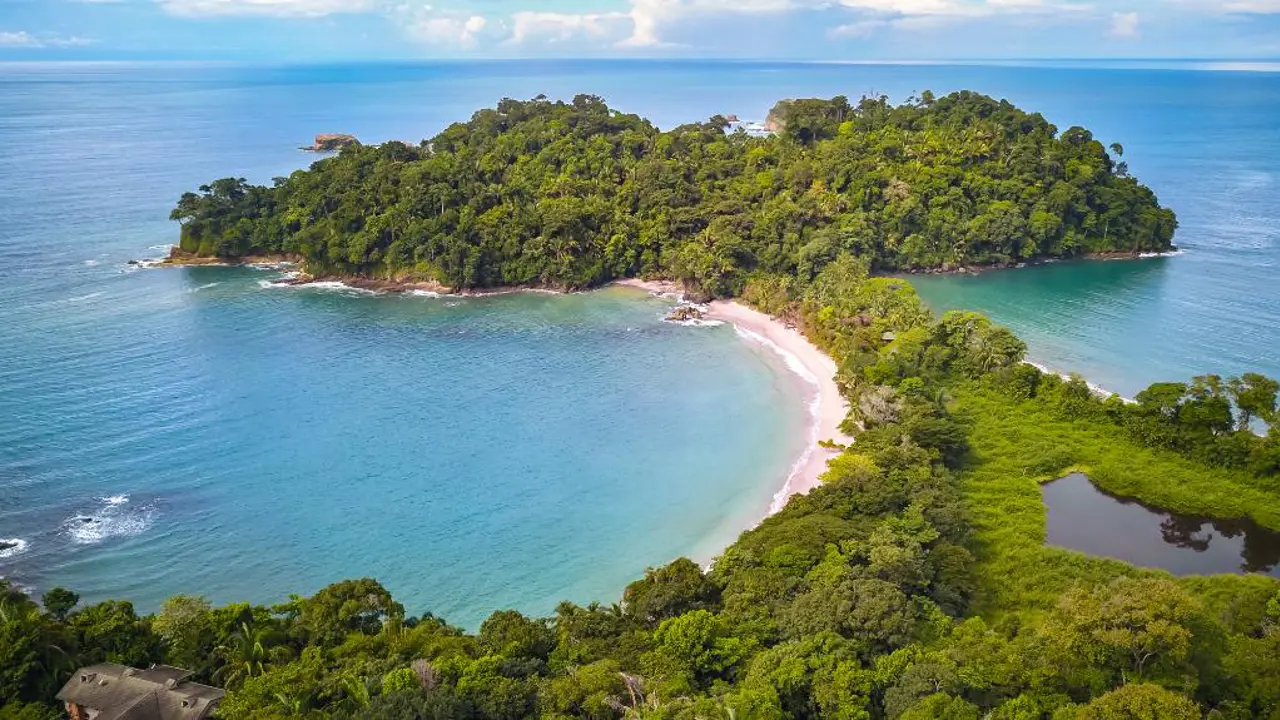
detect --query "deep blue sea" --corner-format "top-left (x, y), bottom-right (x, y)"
top-left (1, 60), bottom-right (1277, 624)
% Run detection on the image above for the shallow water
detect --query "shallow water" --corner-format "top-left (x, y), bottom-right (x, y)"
top-left (1041, 473), bottom-right (1280, 577)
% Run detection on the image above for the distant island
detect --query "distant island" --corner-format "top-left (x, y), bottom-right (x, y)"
top-left (168, 92), bottom-right (1176, 296)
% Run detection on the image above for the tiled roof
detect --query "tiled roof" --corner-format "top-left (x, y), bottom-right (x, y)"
top-left (56, 663), bottom-right (224, 720)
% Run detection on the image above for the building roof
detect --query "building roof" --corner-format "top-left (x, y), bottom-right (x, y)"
top-left (56, 664), bottom-right (225, 720)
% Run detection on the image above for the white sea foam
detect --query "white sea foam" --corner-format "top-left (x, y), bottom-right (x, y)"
top-left (0, 538), bottom-right (30, 559)
top-left (63, 495), bottom-right (157, 545)
top-left (661, 303), bottom-right (726, 327)
top-left (261, 279), bottom-right (382, 295)
top-left (83, 259), bottom-right (101, 267)
top-left (1024, 360), bottom-right (1134, 403)
top-left (124, 257), bottom-right (166, 273)
top-left (770, 391), bottom-right (824, 516)
top-left (55, 291), bottom-right (104, 304)
top-left (188, 282), bottom-right (220, 293)
top-left (666, 317), bottom-right (726, 327)
top-left (408, 289), bottom-right (444, 298)
top-left (726, 324), bottom-right (827, 515)
top-left (148, 244), bottom-right (172, 251)
top-left (1139, 249), bottom-right (1188, 259)
top-left (732, 325), bottom-right (821, 386)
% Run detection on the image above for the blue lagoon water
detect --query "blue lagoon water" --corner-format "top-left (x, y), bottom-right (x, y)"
top-left (2, 60), bottom-right (1278, 622)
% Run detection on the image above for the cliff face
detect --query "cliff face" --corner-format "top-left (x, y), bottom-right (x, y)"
top-left (304, 134), bottom-right (359, 152)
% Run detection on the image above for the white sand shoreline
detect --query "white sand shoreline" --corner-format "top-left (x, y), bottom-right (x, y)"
top-left (615, 279), bottom-right (854, 515)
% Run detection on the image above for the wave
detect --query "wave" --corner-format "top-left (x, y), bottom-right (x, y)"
top-left (731, 325), bottom-right (821, 386)
top-left (83, 259), bottom-right (101, 267)
top-left (62, 494), bottom-right (157, 545)
top-left (1024, 360), bottom-right (1134, 403)
top-left (52, 291), bottom-right (105, 305)
top-left (770, 389), bottom-right (823, 516)
top-left (725, 324), bottom-right (826, 515)
top-left (188, 282), bottom-right (220, 293)
top-left (259, 279), bottom-right (383, 295)
top-left (661, 302), bottom-right (727, 328)
top-left (665, 317), bottom-right (725, 327)
top-left (123, 257), bottom-right (166, 273)
top-left (1139, 249), bottom-right (1188, 258)
top-left (408, 289), bottom-right (444, 298)
top-left (0, 538), bottom-right (29, 559)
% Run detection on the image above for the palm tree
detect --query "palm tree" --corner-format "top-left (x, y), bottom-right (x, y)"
top-left (213, 621), bottom-right (271, 689)
top-left (0, 600), bottom-right (73, 697)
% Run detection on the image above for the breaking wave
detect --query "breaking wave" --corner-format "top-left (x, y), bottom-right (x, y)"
top-left (62, 495), bottom-right (157, 545)
top-left (0, 538), bottom-right (29, 559)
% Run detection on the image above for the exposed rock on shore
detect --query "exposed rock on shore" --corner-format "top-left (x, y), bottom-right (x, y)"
top-left (159, 247), bottom-right (300, 268)
top-left (665, 305), bottom-right (704, 323)
top-left (303, 134), bottom-right (359, 152)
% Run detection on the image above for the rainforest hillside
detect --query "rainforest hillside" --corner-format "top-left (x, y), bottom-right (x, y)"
top-left (169, 92), bottom-right (1177, 294)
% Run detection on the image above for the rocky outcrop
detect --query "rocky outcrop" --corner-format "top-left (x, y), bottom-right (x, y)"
top-left (303, 134), bottom-right (359, 152)
top-left (665, 305), bottom-right (705, 323)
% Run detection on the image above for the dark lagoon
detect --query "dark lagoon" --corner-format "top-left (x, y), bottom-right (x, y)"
top-left (1042, 473), bottom-right (1280, 577)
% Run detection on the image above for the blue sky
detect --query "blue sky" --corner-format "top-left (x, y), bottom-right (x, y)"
top-left (1, 0), bottom-right (1278, 60)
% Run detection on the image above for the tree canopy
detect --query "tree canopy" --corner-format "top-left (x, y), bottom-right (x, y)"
top-left (171, 92), bottom-right (1176, 295)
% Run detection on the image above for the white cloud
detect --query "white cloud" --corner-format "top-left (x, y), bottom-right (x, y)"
top-left (829, 18), bottom-right (890, 35)
top-left (509, 10), bottom-right (630, 45)
top-left (0, 30), bottom-right (93, 48)
top-left (835, 0), bottom-right (1090, 16)
top-left (0, 31), bottom-right (41, 48)
top-left (620, 0), bottom-right (1095, 47)
top-left (1110, 10), bottom-right (1139, 35)
top-left (1222, 0), bottom-right (1280, 9)
top-left (1172, 0), bottom-right (1280, 12)
top-left (157, 0), bottom-right (376, 17)
top-left (621, 0), bottom-right (804, 47)
top-left (407, 13), bottom-right (487, 45)
top-left (824, 0), bottom-right (1092, 40)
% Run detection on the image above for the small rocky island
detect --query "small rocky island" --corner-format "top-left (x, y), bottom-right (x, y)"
top-left (303, 134), bottom-right (359, 152)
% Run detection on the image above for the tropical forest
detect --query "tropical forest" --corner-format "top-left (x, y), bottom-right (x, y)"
top-left (3, 94), bottom-right (1278, 720)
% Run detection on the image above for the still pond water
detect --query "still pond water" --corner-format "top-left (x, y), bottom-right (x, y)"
top-left (1042, 473), bottom-right (1280, 578)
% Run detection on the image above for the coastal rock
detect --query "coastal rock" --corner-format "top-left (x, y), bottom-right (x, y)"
top-left (0, 540), bottom-right (16, 551)
top-left (303, 134), bottom-right (359, 152)
top-left (665, 305), bottom-right (704, 322)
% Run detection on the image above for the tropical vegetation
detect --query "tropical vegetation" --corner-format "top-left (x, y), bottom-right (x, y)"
top-left (5, 95), bottom-right (1278, 720)
top-left (169, 92), bottom-right (1176, 295)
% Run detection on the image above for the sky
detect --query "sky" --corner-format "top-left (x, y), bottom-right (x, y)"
top-left (0, 0), bottom-right (1278, 61)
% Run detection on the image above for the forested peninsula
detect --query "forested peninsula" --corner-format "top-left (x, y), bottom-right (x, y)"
top-left (167, 92), bottom-right (1176, 294)
top-left (7, 94), bottom-right (1280, 720)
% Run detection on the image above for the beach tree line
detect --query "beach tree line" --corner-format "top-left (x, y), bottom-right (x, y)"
top-left (169, 92), bottom-right (1176, 295)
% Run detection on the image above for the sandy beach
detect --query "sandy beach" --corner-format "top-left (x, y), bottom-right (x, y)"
top-left (616, 279), bottom-right (854, 514)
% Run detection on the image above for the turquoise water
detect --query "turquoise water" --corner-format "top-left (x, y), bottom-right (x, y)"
top-left (2, 60), bottom-right (1278, 623)
top-left (906, 68), bottom-right (1280, 397)
top-left (0, 266), bottom-right (807, 625)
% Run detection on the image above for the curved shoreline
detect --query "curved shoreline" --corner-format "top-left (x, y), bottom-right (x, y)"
top-left (615, 279), bottom-right (854, 515)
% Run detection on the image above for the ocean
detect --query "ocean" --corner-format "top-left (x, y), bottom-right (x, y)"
top-left (1, 60), bottom-right (1276, 624)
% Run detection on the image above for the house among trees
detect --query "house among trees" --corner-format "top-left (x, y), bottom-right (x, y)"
top-left (56, 664), bottom-right (224, 720)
